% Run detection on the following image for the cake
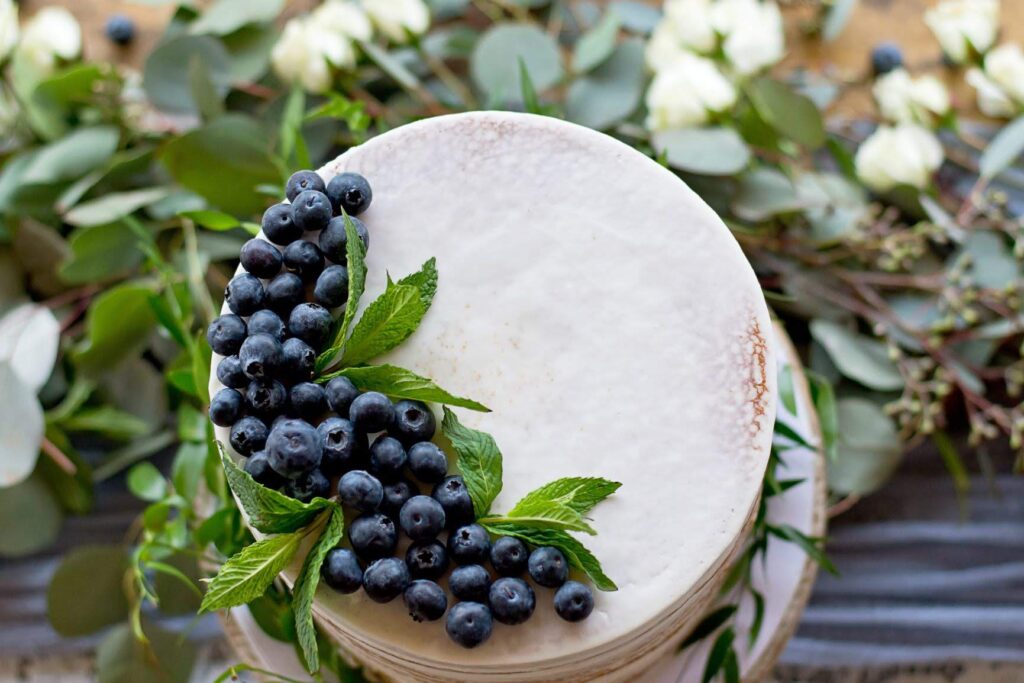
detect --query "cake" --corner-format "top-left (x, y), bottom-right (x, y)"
top-left (210, 111), bottom-right (775, 682)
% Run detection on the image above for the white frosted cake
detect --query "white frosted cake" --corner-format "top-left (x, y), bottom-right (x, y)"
top-left (211, 112), bottom-right (775, 682)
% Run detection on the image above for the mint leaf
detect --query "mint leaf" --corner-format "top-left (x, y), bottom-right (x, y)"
top-left (482, 501), bottom-right (596, 534)
top-left (341, 283), bottom-right (425, 366)
top-left (199, 531), bottom-right (303, 612)
top-left (396, 257), bottom-right (438, 308)
top-left (317, 364), bottom-right (489, 412)
top-left (293, 507), bottom-right (343, 673)
top-left (316, 215), bottom-right (368, 372)
top-left (510, 477), bottom-right (621, 516)
top-left (482, 523), bottom-right (617, 591)
top-left (442, 407), bottom-right (502, 517)
top-left (220, 446), bottom-right (330, 534)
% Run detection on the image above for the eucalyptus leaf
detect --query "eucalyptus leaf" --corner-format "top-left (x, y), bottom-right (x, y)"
top-left (222, 24), bottom-right (278, 83)
top-left (47, 545), bottom-right (130, 636)
top-left (21, 127), bottom-right (120, 185)
top-left (0, 362), bottom-right (44, 487)
top-left (954, 230), bottom-right (1021, 289)
top-left (96, 621), bottom-right (195, 683)
top-left (748, 78), bottom-right (826, 149)
top-left (60, 222), bottom-right (144, 284)
top-left (732, 168), bottom-right (801, 221)
top-left (144, 35), bottom-right (233, 115)
top-left (566, 39), bottom-right (646, 131)
top-left (62, 406), bottom-right (153, 440)
top-left (980, 115), bottom-right (1024, 179)
top-left (127, 462), bottom-right (167, 501)
top-left (827, 398), bottom-right (902, 496)
top-left (64, 188), bottom-right (171, 227)
top-left (653, 128), bottom-right (751, 176)
top-left (471, 24), bottom-right (563, 101)
top-left (0, 474), bottom-right (62, 557)
top-left (610, 1), bottom-right (662, 35)
top-left (809, 320), bottom-right (903, 391)
top-left (574, 12), bottom-right (621, 73)
top-left (823, 0), bottom-right (858, 41)
top-left (179, 209), bottom-right (240, 230)
top-left (73, 282), bottom-right (156, 377)
top-left (189, 0), bottom-right (284, 35)
top-left (0, 303), bottom-right (60, 392)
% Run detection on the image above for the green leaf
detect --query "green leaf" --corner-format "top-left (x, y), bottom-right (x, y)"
top-left (823, 0), bottom-right (857, 41)
top-left (64, 188), bottom-right (171, 227)
top-left (809, 320), bottom-right (903, 391)
top-left (610, 1), bottom-right (662, 35)
top-left (933, 430), bottom-right (970, 500)
top-left (518, 58), bottom-right (542, 115)
top-left (61, 406), bottom-right (153, 440)
top-left (220, 446), bottom-right (331, 533)
top-left (471, 24), bottom-right (564, 101)
top-left (679, 605), bottom-right (736, 649)
top-left (189, 0), bottom-right (284, 35)
top-left (189, 55), bottom-right (226, 121)
top-left (767, 524), bottom-right (838, 575)
top-left (73, 283), bottom-right (156, 377)
top-left (827, 398), bottom-right (902, 496)
top-left (21, 127), bottom-right (120, 185)
top-left (773, 419), bottom-right (813, 450)
top-left (955, 230), bottom-right (1021, 289)
top-left (316, 216), bottom-right (368, 372)
top-left (482, 523), bottom-right (617, 591)
top-left (509, 477), bottom-right (621, 516)
top-left (731, 167), bottom-right (802, 221)
top-left (806, 370), bottom-right (838, 461)
top-left (60, 222), bottom-right (143, 284)
top-left (358, 40), bottom-right (422, 92)
top-left (779, 364), bottom-right (798, 415)
top-left (980, 115), bottom-right (1024, 179)
top-left (96, 621), bottom-right (195, 683)
top-left (574, 12), bottom-right (621, 73)
top-left (0, 474), bottom-right (62, 557)
top-left (484, 503), bottom-right (595, 534)
top-left (566, 39), bottom-right (646, 131)
top-left (200, 531), bottom-right (303, 611)
top-left (127, 462), bottom-right (167, 501)
top-left (293, 507), bottom-right (343, 673)
top-left (396, 257), bottom-right (439, 309)
top-left (341, 284), bottom-right (425, 366)
top-left (144, 35), bottom-right (233, 114)
top-left (179, 209), bottom-right (240, 231)
top-left (442, 407), bottom-right (502, 517)
top-left (652, 128), bottom-right (751, 176)
top-left (749, 78), bottom-right (826, 149)
top-left (702, 628), bottom-right (736, 683)
top-left (223, 24), bottom-right (278, 83)
top-left (47, 545), bottom-right (129, 636)
top-left (0, 362), bottom-right (44, 487)
top-left (318, 365), bottom-right (489, 411)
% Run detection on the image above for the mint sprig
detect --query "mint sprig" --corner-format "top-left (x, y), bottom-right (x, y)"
top-left (396, 256), bottom-right (437, 307)
top-left (200, 531), bottom-right (304, 612)
top-left (508, 477), bottom-right (622, 517)
top-left (342, 283), bottom-right (424, 365)
top-left (441, 407), bottom-right (502, 517)
top-left (316, 215), bottom-right (368, 372)
top-left (318, 364), bottom-right (489, 412)
top-left (480, 523), bottom-right (618, 592)
top-left (293, 507), bottom-right (345, 673)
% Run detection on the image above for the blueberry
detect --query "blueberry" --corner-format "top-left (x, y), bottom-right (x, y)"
top-left (390, 400), bottom-right (436, 445)
top-left (265, 272), bottom-right (305, 316)
top-left (446, 602), bottom-right (492, 649)
top-left (404, 580), bottom-right (447, 622)
top-left (244, 450), bottom-right (285, 488)
top-left (528, 547), bottom-right (568, 588)
top-left (284, 468), bottom-right (330, 502)
top-left (489, 577), bottom-right (535, 625)
top-left (381, 478), bottom-right (416, 518)
top-left (325, 377), bottom-right (360, 415)
top-left (105, 15), bottom-right (135, 46)
top-left (289, 382), bottom-right (327, 420)
top-left (871, 42), bottom-right (903, 76)
top-left (407, 442), bottom-right (448, 484)
top-left (369, 435), bottom-right (407, 482)
top-left (318, 417), bottom-right (365, 474)
top-left (207, 314), bottom-right (247, 356)
top-left (322, 548), bottom-right (363, 594)
top-left (216, 355), bottom-right (248, 389)
top-left (449, 564), bottom-right (491, 603)
top-left (554, 581), bottom-right (594, 622)
top-left (288, 303), bottom-right (333, 349)
top-left (338, 470), bottom-right (383, 512)
top-left (239, 333), bottom-right (283, 380)
top-left (224, 273), bottom-right (266, 316)
top-left (280, 337), bottom-right (316, 383)
top-left (448, 524), bottom-right (491, 566)
top-left (247, 309), bottom-right (286, 341)
top-left (399, 495), bottom-right (446, 541)
top-left (349, 513), bottom-right (398, 560)
top-left (286, 170), bottom-right (326, 203)
top-left (261, 203), bottom-right (302, 246)
top-left (239, 239), bottom-right (283, 279)
top-left (405, 540), bottom-right (449, 581)
top-left (490, 536), bottom-right (529, 577)
top-left (327, 173), bottom-right (373, 216)
top-left (314, 265), bottom-right (349, 308)
top-left (349, 392), bottom-right (394, 433)
top-left (431, 476), bottom-right (475, 529)
top-left (319, 216), bottom-right (369, 262)
top-left (291, 190), bottom-right (332, 232)
top-left (283, 240), bottom-right (325, 282)
top-left (363, 557), bottom-right (410, 603)
top-left (209, 388), bottom-right (243, 427)
top-left (230, 416), bottom-right (268, 456)
top-left (266, 419), bottom-right (323, 478)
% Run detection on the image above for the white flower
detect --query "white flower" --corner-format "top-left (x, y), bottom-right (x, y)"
top-left (645, 0), bottom-right (716, 72)
top-left (645, 52), bottom-right (737, 131)
top-left (873, 69), bottom-right (950, 127)
top-left (965, 43), bottom-right (1024, 117)
top-left (362, 0), bottom-right (430, 44)
top-left (855, 124), bottom-right (944, 192)
top-left (272, 18), bottom-right (334, 94)
top-left (314, 1), bottom-right (372, 42)
top-left (0, 0), bottom-right (18, 63)
top-left (16, 6), bottom-right (81, 76)
top-left (966, 67), bottom-right (1015, 116)
top-left (924, 0), bottom-right (999, 64)
top-left (710, 0), bottom-right (785, 75)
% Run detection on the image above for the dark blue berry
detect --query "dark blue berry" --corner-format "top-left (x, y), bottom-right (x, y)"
top-left (363, 557), bottom-right (410, 603)
top-left (314, 265), bottom-right (349, 308)
top-left (286, 170), bottom-right (326, 203)
top-left (338, 470), bottom-right (383, 512)
top-left (349, 392), bottom-right (394, 433)
top-left (446, 602), bottom-right (492, 649)
top-left (209, 388), bottom-right (243, 427)
top-left (244, 450), bottom-right (285, 488)
top-left (105, 15), bottom-right (135, 46)
top-left (265, 272), bottom-right (305, 316)
top-left (489, 577), bottom-right (535, 625)
top-left (528, 547), bottom-right (568, 588)
top-left (285, 468), bottom-right (330, 502)
top-left (404, 580), bottom-right (447, 622)
top-left (207, 314), bottom-right (247, 356)
top-left (327, 173), bottom-right (373, 216)
top-left (490, 536), bottom-right (529, 577)
top-left (448, 524), bottom-right (491, 566)
top-left (239, 239), bottom-right (282, 279)
top-left (288, 303), bottom-right (333, 349)
top-left (381, 478), bottom-right (416, 518)
top-left (325, 376), bottom-right (359, 415)
top-left (349, 513), bottom-right (398, 561)
top-left (247, 309), bottom-right (286, 341)
top-left (224, 273), bottom-right (265, 316)
top-left (319, 216), bottom-right (369, 262)
top-left (407, 442), bottom-right (448, 484)
top-left (266, 419), bottom-right (323, 478)
top-left (283, 240), bottom-right (325, 282)
top-left (262, 203), bottom-right (302, 246)
top-left (449, 564), bottom-right (491, 603)
top-left (405, 540), bottom-right (448, 581)
top-left (399, 495), bottom-right (446, 541)
top-left (871, 42), bottom-right (903, 75)
top-left (554, 581), bottom-right (594, 622)
top-left (280, 337), bottom-right (316, 383)
top-left (322, 548), bottom-right (363, 594)
top-left (318, 417), bottom-right (365, 474)
top-left (239, 333), bottom-right (283, 380)
top-left (369, 435), bottom-right (407, 482)
top-left (230, 416), bottom-right (268, 456)
top-left (216, 355), bottom-right (248, 389)
top-left (291, 190), bottom-right (332, 232)
top-left (432, 476), bottom-right (475, 529)
top-left (288, 382), bottom-right (326, 420)
top-left (391, 400), bottom-right (435, 445)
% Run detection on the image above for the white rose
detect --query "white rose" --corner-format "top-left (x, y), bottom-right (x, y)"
top-left (982, 43), bottom-right (1024, 105)
top-left (855, 124), bottom-right (944, 192)
top-left (17, 6), bottom-right (81, 75)
top-left (314, 1), bottom-right (372, 42)
top-left (966, 67), bottom-right (1016, 117)
top-left (271, 18), bottom-right (333, 94)
top-left (873, 68), bottom-right (950, 127)
top-left (363, 0), bottom-right (430, 44)
top-left (644, 51), bottom-right (737, 131)
top-left (0, 0), bottom-right (18, 63)
top-left (711, 0), bottom-right (785, 75)
top-left (924, 0), bottom-right (999, 64)
top-left (645, 0), bottom-right (716, 72)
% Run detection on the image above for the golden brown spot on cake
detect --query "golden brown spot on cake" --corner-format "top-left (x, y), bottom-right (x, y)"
top-left (745, 313), bottom-right (770, 438)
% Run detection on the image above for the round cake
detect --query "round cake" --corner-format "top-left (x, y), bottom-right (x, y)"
top-left (211, 112), bottom-right (775, 682)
